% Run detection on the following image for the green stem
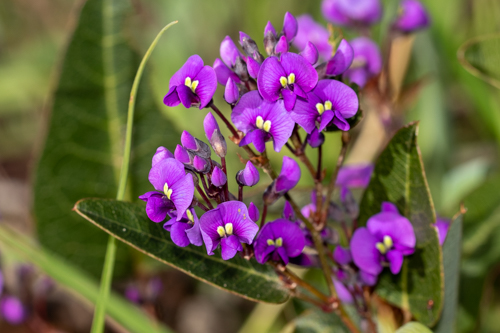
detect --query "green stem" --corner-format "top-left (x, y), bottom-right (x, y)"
top-left (91, 21), bottom-right (178, 333)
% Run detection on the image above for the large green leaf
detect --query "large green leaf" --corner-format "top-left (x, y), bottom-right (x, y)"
top-left (358, 122), bottom-right (443, 326)
top-left (434, 213), bottom-right (463, 333)
top-left (281, 309), bottom-right (348, 333)
top-left (33, 0), bottom-right (179, 277)
top-left (74, 198), bottom-right (290, 303)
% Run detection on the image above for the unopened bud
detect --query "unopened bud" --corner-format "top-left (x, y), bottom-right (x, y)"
top-left (193, 155), bottom-right (210, 173)
top-left (210, 129), bottom-right (227, 158)
top-left (307, 128), bottom-right (325, 148)
top-left (233, 57), bottom-right (249, 81)
top-left (248, 202), bottom-right (260, 222)
top-left (224, 78), bottom-right (239, 104)
top-left (282, 12), bottom-right (298, 42)
top-left (236, 161), bottom-right (260, 186)
top-left (300, 41), bottom-right (319, 65)
top-left (211, 166), bottom-right (227, 187)
top-left (274, 35), bottom-right (289, 54)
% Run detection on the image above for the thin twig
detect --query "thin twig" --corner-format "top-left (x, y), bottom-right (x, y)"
top-left (260, 204), bottom-right (268, 228)
top-left (195, 183), bottom-right (213, 210)
top-left (221, 157), bottom-right (230, 201)
top-left (209, 101), bottom-right (240, 138)
top-left (238, 185), bottom-right (243, 201)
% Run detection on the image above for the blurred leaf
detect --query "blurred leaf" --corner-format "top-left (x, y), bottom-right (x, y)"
top-left (395, 322), bottom-right (432, 333)
top-left (0, 225), bottom-right (171, 333)
top-left (74, 198), bottom-right (290, 303)
top-left (359, 122), bottom-right (443, 326)
top-left (280, 309), bottom-right (348, 333)
top-left (458, 33), bottom-right (500, 90)
top-left (434, 212), bottom-right (463, 333)
top-left (33, 0), bottom-right (180, 277)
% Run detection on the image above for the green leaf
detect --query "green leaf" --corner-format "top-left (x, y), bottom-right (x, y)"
top-left (395, 322), bottom-right (432, 333)
top-left (434, 213), bottom-right (463, 333)
top-left (74, 198), bottom-right (290, 304)
top-left (33, 0), bottom-right (180, 277)
top-left (0, 225), bottom-right (172, 333)
top-left (358, 122), bottom-right (444, 326)
top-left (281, 309), bottom-right (349, 333)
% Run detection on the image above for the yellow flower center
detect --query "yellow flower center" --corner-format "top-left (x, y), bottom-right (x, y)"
top-left (376, 235), bottom-right (394, 254)
top-left (216, 223), bottom-right (234, 238)
top-left (267, 237), bottom-right (283, 247)
top-left (279, 73), bottom-right (296, 88)
top-left (287, 73), bottom-right (295, 84)
top-left (184, 76), bottom-right (199, 93)
top-left (315, 103), bottom-right (325, 115)
top-left (256, 116), bottom-right (271, 132)
top-left (186, 210), bottom-right (194, 223)
top-left (163, 183), bottom-right (173, 200)
top-left (279, 76), bottom-right (287, 88)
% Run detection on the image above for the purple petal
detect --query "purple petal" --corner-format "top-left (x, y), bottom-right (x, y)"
top-left (280, 52), bottom-right (318, 94)
top-left (366, 210), bottom-right (416, 253)
top-left (231, 90), bottom-right (266, 133)
top-left (349, 37), bottom-right (382, 75)
top-left (220, 36), bottom-right (243, 67)
top-left (246, 56), bottom-right (261, 79)
top-left (275, 246), bottom-right (290, 265)
top-left (181, 131), bottom-right (197, 150)
top-left (204, 112), bottom-right (220, 141)
top-left (177, 84), bottom-right (198, 108)
top-left (146, 195), bottom-right (171, 222)
top-left (290, 95), bottom-right (320, 134)
top-left (326, 39), bottom-right (354, 76)
top-left (359, 270), bottom-right (378, 286)
top-left (332, 111), bottom-right (350, 131)
top-left (336, 164), bottom-right (374, 188)
top-left (255, 244), bottom-right (276, 264)
top-left (238, 161), bottom-right (260, 187)
top-left (219, 201), bottom-right (259, 244)
top-left (334, 246), bottom-right (352, 265)
top-left (434, 218), bottom-right (450, 246)
top-left (194, 66), bottom-right (217, 109)
top-left (283, 12), bottom-right (298, 42)
top-left (248, 202), bottom-right (260, 222)
top-left (0, 296), bottom-right (25, 325)
top-left (393, 0), bottom-right (430, 33)
top-left (224, 78), bottom-right (239, 104)
top-left (283, 201), bottom-right (296, 220)
top-left (275, 35), bottom-right (289, 54)
top-left (345, 68), bottom-right (368, 87)
top-left (289, 253), bottom-right (319, 267)
top-left (169, 54), bottom-right (204, 88)
top-left (300, 41), bottom-right (319, 65)
top-left (174, 144), bottom-right (191, 164)
top-left (213, 58), bottom-right (240, 85)
top-left (186, 209), bottom-right (203, 246)
top-left (350, 227), bottom-right (383, 275)
top-left (163, 86), bottom-right (180, 107)
top-left (267, 101), bottom-right (295, 152)
top-left (313, 80), bottom-right (359, 119)
top-left (336, 0), bottom-right (382, 25)
top-left (257, 57), bottom-right (287, 102)
top-left (170, 174), bottom-right (195, 221)
top-left (387, 250), bottom-right (404, 274)
top-left (239, 129), bottom-right (267, 153)
top-left (193, 155), bottom-right (208, 172)
top-left (199, 208), bottom-right (223, 255)
top-left (322, 0), bottom-right (350, 26)
top-left (307, 128), bottom-right (325, 148)
top-left (276, 156), bottom-right (301, 193)
top-left (221, 235), bottom-right (243, 260)
top-left (139, 191), bottom-right (161, 202)
top-left (272, 219), bottom-right (305, 258)
top-left (152, 146), bottom-right (174, 166)
top-left (333, 279), bottom-right (354, 304)
top-left (170, 222), bottom-right (191, 247)
top-left (319, 110), bottom-right (335, 132)
top-left (264, 21), bottom-right (277, 37)
top-left (301, 203), bottom-right (316, 219)
top-left (282, 89), bottom-right (297, 111)
top-left (148, 158), bottom-right (186, 191)
top-left (381, 201), bottom-right (399, 213)
top-left (211, 166), bottom-right (227, 187)
top-left (294, 14), bottom-right (333, 61)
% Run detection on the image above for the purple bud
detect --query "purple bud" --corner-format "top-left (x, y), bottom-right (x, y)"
top-left (152, 146), bottom-right (174, 167)
top-left (264, 23), bottom-right (278, 56)
top-left (393, 0), bottom-right (430, 33)
top-left (274, 35), bottom-right (289, 54)
top-left (211, 166), bottom-right (227, 187)
top-left (239, 31), bottom-right (252, 46)
top-left (193, 155), bottom-right (210, 173)
top-left (204, 112), bottom-right (220, 141)
top-left (333, 246), bottom-right (352, 265)
top-left (174, 145), bottom-right (191, 164)
top-left (300, 41), bottom-right (319, 65)
top-left (283, 12), bottom-right (298, 42)
top-left (224, 78), bottom-right (239, 104)
top-left (248, 202), bottom-right (260, 221)
top-left (210, 129), bottom-right (227, 158)
top-left (236, 161), bottom-right (260, 187)
top-left (125, 286), bottom-right (141, 304)
top-left (0, 296), bottom-right (25, 325)
top-left (326, 39), bottom-right (354, 76)
top-left (283, 201), bottom-right (296, 220)
top-left (181, 131), bottom-right (198, 150)
top-left (213, 58), bottom-right (240, 86)
top-left (246, 57), bottom-right (261, 79)
top-left (220, 36), bottom-right (242, 67)
top-left (264, 21), bottom-right (277, 37)
top-left (239, 31), bottom-right (262, 61)
top-left (307, 128), bottom-right (325, 148)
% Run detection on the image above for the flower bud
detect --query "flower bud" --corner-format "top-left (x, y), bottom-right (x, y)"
top-left (326, 39), bottom-right (354, 76)
top-left (282, 12), bottom-right (298, 42)
top-left (211, 166), bottom-right (227, 187)
top-left (174, 144), bottom-right (191, 164)
top-left (210, 129), bottom-right (227, 158)
top-left (282, 201), bottom-right (296, 220)
top-left (236, 161), bottom-right (260, 187)
top-left (193, 155), bottom-right (210, 173)
top-left (213, 58), bottom-right (240, 85)
top-left (274, 35), bottom-right (289, 54)
top-left (0, 296), bottom-right (25, 325)
top-left (181, 130), bottom-right (198, 150)
top-left (220, 36), bottom-right (242, 67)
top-left (264, 22), bottom-right (278, 56)
top-left (307, 128), bottom-right (325, 148)
top-left (248, 202), bottom-right (260, 222)
top-left (300, 41), bottom-right (319, 65)
top-left (333, 246), bottom-right (352, 265)
top-left (264, 21), bottom-right (277, 37)
top-left (341, 187), bottom-right (359, 220)
top-left (224, 78), bottom-right (239, 104)
top-left (152, 146), bottom-right (174, 166)
top-left (204, 112), bottom-right (220, 141)
top-left (393, 0), bottom-right (430, 33)
top-left (246, 56), bottom-right (261, 79)
top-left (239, 31), bottom-right (259, 57)
top-left (233, 57), bottom-right (249, 82)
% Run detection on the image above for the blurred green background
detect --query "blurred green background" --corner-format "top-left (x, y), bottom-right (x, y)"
top-left (0, 0), bottom-right (499, 332)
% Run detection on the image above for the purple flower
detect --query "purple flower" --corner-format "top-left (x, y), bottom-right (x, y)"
top-left (334, 246), bottom-right (352, 265)
top-left (163, 208), bottom-right (203, 247)
top-left (193, 155), bottom-right (209, 173)
top-left (174, 144), bottom-right (191, 164)
top-left (236, 161), bottom-right (260, 187)
top-left (350, 202), bottom-right (416, 275)
top-left (0, 296), bottom-right (25, 325)
top-left (152, 146), bottom-right (174, 167)
top-left (283, 201), bottom-right (296, 220)
top-left (211, 166), bottom-right (227, 187)
top-left (232, 91), bottom-right (294, 153)
top-left (264, 21), bottom-right (277, 37)
top-left (139, 191), bottom-right (175, 223)
top-left (254, 219), bottom-right (305, 264)
top-left (200, 202), bottom-right (259, 260)
top-left (163, 55), bottom-right (217, 109)
top-left (322, 0), bottom-right (382, 27)
top-left (307, 128), bottom-right (325, 148)
top-left (293, 15), bottom-right (333, 62)
top-left (257, 53), bottom-right (318, 111)
top-left (344, 37), bottom-right (382, 88)
top-left (125, 285), bottom-right (141, 304)
top-left (393, 0), bottom-right (430, 33)
top-left (326, 39), bottom-right (354, 76)
top-left (336, 164), bottom-right (374, 188)
top-left (282, 12), bottom-right (298, 42)
top-left (147, 158), bottom-right (195, 221)
top-left (276, 156), bottom-right (301, 193)
top-left (434, 217), bottom-right (450, 246)
top-left (213, 58), bottom-right (240, 86)
top-left (246, 57), bottom-right (261, 79)
top-left (204, 112), bottom-right (220, 141)
top-left (224, 78), bottom-right (239, 104)
top-left (181, 131), bottom-right (197, 150)
top-left (300, 42), bottom-right (319, 65)
top-left (220, 36), bottom-right (244, 68)
top-left (291, 79), bottom-right (359, 133)
top-left (275, 35), bottom-right (289, 54)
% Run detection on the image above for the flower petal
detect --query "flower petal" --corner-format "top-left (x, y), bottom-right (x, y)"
top-left (177, 84), bottom-right (198, 108)
top-left (146, 195), bottom-right (171, 222)
top-left (267, 101), bottom-right (295, 152)
top-left (219, 201), bottom-right (259, 244)
top-left (333, 246), bottom-right (352, 265)
top-left (350, 227), bottom-right (383, 275)
top-left (319, 110), bottom-right (335, 131)
top-left (282, 89), bottom-right (297, 111)
top-left (148, 158), bottom-right (186, 191)
top-left (290, 96), bottom-right (318, 134)
top-left (314, 80), bottom-right (358, 119)
top-left (359, 270), bottom-right (378, 286)
top-left (332, 111), bottom-right (350, 131)
top-left (257, 56), bottom-right (287, 102)
top-left (199, 208), bottom-right (223, 255)
top-left (194, 65), bottom-right (218, 109)
top-left (387, 249), bottom-right (404, 274)
top-left (366, 210), bottom-right (416, 252)
top-left (170, 173), bottom-right (194, 221)
top-left (276, 156), bottom-right (301, 193)
top-left (221, 235), bottom-right (242, 260)
top-left (152, 146), bottom-right (174, 166)
top-left (280, 52), bottom-right (318, 93)
top-left (333, 278), bottom-right (354, 304)
top-left (213, 58), bottom-right (240, 85)
top-left (239, 129), bottom-right (267, 153)
top-left (186, 209), bottom-right (203, 246)
top-left (231, 91), bottom-right (265, 133)
top-left (336, 164), bottom-right (374, 188)
top-left (275, 246), bottom-right (290, 265)
top-left (163, 86), bottom-right (180, 107)
top-left (139, 191), bottom-right (161, 202)
top-left (170, 222), bottom-right (191, 247)
top-left (169, 54), bottom-right (204, 88)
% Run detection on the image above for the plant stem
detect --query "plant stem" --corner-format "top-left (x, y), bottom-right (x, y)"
top-left (260, 204), bottom-right (268, 228)
top-left (221, 157), bottom-right (230, 201)
top-left (195, 183), bottom-right (213, 209)
top-left (209, 102), bottom-right (240, 139)
top-left (91, 21), bottom-right (178, 333)
top-left (238, 185), bottom-right (243, 201)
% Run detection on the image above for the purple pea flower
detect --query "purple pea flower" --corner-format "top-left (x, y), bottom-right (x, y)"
top-left (163, 208), bottom-right (203, 247)
top-left (232, 91), bottom-right (294, 153)
top-left (254, 219), bottom-right (305, 264)
top-left (139, 191), bottom-right (175, 223)
top-left (211, 166), bottom-right (227, 187)
top-left (220, 36), bottom-right (244, 68)
top-left (276, 156), bottom-right (301, 193)
top-left (200, 201), bottom-right (259, 260)
top-left (393, 0), bottom-right (430, 33)
top-left (0, 296), bottom-right (25, 325)
top-left (326, 39), bottom-right (354, 76)
top-left (434, 217), bottom-right (450, 246)
top-left (350, 202), bottom-right (416, 275)
top-left (236, 161), bottom-right (260, 187)
top-left (307, 128), bottom-right (325, 148)
top-left (213, 58), bottom-right (240, 86)
top-left (257, 53), bottom-right (318, 111)
top-left (336, 163), bottom-right (374, 188)
top-left (322, 0), bottom-right (382, 27)
top-left (152, 146), bottom-right (174, 167)
top-left (293, 14), bottom-right (333, 62)
top-left (291, 79), bottom-right (359, 133)
top-left (163, 55), bottom-right (217, 109)
top-left (146, 158), bottom-right (195, 221)
top-left (344, 37), bottom-right (382, 88)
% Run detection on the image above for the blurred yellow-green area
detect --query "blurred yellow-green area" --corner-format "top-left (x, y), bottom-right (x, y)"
top-left (1, 0), bottom-right (500, 332)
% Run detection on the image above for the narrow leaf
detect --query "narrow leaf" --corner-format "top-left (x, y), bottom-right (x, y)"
top-left (74, 198), bottom-right (290, 304)
top-left (359, 122), bottom-right (443, 326)
top-left (281, 309), bottom-right (349, 333)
